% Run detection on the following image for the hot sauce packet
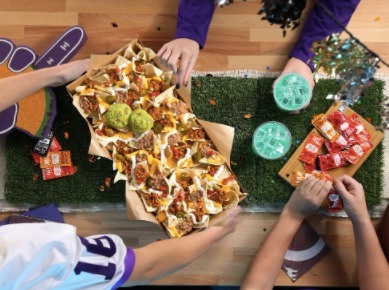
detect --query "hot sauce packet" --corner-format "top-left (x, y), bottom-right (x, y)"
top-left (42, 166), bottom-right (76, 180)
top-left (298, 133), bottom-right (324, 164)
top-left (324, 134), bottom-right (349, 154)
top-left (341, 144), bottom-right (364, 164)
top-left (349, 113), bottom-right (371, 139)
top-left (39, 151), bottom-right (73, 169)
top-left (327, 187), bottom-right (343, 213)
top-left (318, 153), bottom-right (349, 172)
top-left (328, 110), bottom-right (356, 138)
top-left (49, 137), bottom-right (62, 152)
top-left (355, 133), bottom-right (372, 152)
top-left (291, 170), bottom-right (332, 186)
top-left (312, 114), bottom-right (340, 143)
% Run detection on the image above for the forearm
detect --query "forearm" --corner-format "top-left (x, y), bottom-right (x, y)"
top-left (352, 217), bottom-right (389, 290)
top-left (0, 66), bottom-right (61, 112)
top-left (129, 226), bottom-right (222, 284)
top-left (290, 0), bottom-right (360, 70)
top-left (241, 210), bottom-right (303, 290)
top-left (175, 0), bottom-right (215, 48)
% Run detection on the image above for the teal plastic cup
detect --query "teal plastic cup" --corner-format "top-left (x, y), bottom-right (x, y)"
top-left (252, 121), bottom-right (292, 160)
top-left (273, 72), bottom-right (312, 112)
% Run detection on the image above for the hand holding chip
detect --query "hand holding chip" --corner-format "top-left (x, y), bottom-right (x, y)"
top-left (209, 206), bottom-right (242, 239)
top-left (284, 177), bottom-right (332, 221)
top-left (157, 38), bottom-right (199, 88)
top-left (334, 175), bottom-right (369, 223)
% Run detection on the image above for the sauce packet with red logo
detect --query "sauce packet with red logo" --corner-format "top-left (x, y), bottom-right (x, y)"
top-left (42, 166), bottom-right (76, 180)
top-left (298, 133), bottom-right (325, 164)
top-left (39, 151), bottom-right (73, 168)
top-left (324, 134), bottom-right (349, 154)
top-left (341, 144), bottom-right (364, 164)
top-left (349, 113), bottom-right (371, 139)
top-left (355, 133), bottom-right (372, 152)
top-left (328, 110), bottom-right (356, 138)
top-left (49, 137), bottom-right (62, 152)
top-left (327, 187), bottom-right (343, 213)
top-left (312, 114), bottom-right (340, 142)
top-left (318, 153), bottom-right (349, 172)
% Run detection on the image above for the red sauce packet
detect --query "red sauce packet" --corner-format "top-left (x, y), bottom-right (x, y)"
top-left (49, 137), bottom-right (62, 152)
top-left (349, 113), bottom-right (371, 139)
top-left (355, 133), bottom-right (372, 152)
top-left (319, 153), bottom-right (349, 172)
top-left (303, 160), bottom-right (318, 173)
top-left (39, 151), bottom-right (73, 169)
top-left (341, 144), bottom-right (364, 164)
top-left (328, 110), bottom-right (356, 138)
top-left (42, 166), bottom-right (76, 180)
top-left (324, 135), bottom-right (349, 154)
top-left (298, 133), bottom-right (324, 164)
top-left (327, 188), bottom-right (343, 213)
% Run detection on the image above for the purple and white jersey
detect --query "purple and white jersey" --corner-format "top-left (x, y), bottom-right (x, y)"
top-left (0, 223), bottom-right (135, 289)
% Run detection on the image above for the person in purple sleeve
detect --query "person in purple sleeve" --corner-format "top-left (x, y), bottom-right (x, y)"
top-left (157, 0), bottom-right (360, 91)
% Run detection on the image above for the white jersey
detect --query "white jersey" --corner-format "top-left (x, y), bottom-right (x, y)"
top-left (0, 222), bottom-right (135, 290)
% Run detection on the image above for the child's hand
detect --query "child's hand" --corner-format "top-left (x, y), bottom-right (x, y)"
top-left (284, 177), bottom-right (332, 222)
top-left (334, 175), bottom-right (369, 223)
top-left (51, 59), bottom-right (89, 87)
top-left (209, 206), bottom-right (241, 239)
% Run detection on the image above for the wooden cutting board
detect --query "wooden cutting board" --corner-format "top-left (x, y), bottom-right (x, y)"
top-left (279, 101), bottom-right (385, 186)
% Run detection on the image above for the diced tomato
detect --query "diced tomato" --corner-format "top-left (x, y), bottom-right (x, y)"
top-left (115, 67), bottom-right (121, 73)
top-left (150, 91), bottom-right (159, 97)
top-left (104, 81), bottom-right (110, 87)
top-left (158, 185), bottom-right (166, 191)
top-left (96, 129), bottom-right (103, 136)
top-left (222, 174), bottom-right (235, 185)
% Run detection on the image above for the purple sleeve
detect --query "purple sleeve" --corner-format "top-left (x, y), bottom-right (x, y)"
top-left (174, 0), bottom-right (216, 49)
top-left (111, 247), bottom-right (136, 290)
top-left (290, 0), bottom-right (361, 71)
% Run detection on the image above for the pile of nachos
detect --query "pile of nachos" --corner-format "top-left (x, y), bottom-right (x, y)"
top-left (71, 40), bottom-right (246, 238)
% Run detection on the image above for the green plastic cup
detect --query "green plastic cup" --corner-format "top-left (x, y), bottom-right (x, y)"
top-left (252, 121), bottom-right (292, 160)
top-left (273, 72), bottom-right (312, 111)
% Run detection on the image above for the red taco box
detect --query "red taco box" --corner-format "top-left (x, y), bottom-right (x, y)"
top-left (67, 39), bottom-right (246, 238)
top-left (279, 101), bottom-right (384, 185)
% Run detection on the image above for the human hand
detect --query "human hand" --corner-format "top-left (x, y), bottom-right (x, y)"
top-left (284, 177), bottom-right (332, 222)
top-left (157, 38), bottom-right (199, 88)
top-left (209, 206), bottom-right (241, 239)
top-left (50, 59), bottom-right (89, 87)
top-left (333, 175), bottom-right (369, 223)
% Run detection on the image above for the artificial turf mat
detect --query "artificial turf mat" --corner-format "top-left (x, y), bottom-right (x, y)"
top-left (4, 78), bottom-right (385, 207)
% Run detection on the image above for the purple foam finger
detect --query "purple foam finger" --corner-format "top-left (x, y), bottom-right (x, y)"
top-left (0, 104), bottom-right (18, 135)
top-left (0, 38), bottom-right (15, 65)
top-left (34, 26), bottom-right (87, 69)
top-left (8, 46), bottom-right (37, 73)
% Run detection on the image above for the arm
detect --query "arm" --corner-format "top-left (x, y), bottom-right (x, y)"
top-left (157, 0), bottom-right (215, 87)
top-left (290, 0), bottom-right (361, 71)
top-left (334, 175), bottom-right (389, 290)
top-left (241, 177), bottom-right (332, 290)
top-left (0, 59), bottom-right (88, 112)
top-left (124, 206), bottom-right (241, 286)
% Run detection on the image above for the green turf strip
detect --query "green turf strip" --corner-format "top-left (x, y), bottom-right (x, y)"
top-left (5, 79), bottom-right (384, 207)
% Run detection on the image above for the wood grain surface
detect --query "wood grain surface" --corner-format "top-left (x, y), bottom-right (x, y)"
top-left (1, 0), bottom-right (388, 287)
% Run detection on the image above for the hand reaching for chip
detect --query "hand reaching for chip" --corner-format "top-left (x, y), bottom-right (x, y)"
top-left (157, 38), bottom-right (199, 88)
top-left (0, 26), bottom-right (87, 138)
top-left (208, 206), bottom-right (242, 239)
